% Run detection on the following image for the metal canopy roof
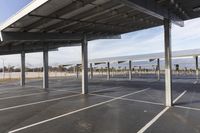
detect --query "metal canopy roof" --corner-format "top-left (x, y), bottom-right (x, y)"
top-left (66, 49), bottom-right (200, 65)
top-left (0, 0), bottom-right (200, 54)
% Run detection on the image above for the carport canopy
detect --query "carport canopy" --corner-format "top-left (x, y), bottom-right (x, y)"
top-left (0, 0), bottom-right (200, 106)
top-left (0, 0), bottom-right (200, 54)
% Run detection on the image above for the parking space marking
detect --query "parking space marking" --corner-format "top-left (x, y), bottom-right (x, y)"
top-left (175, 105), bottom-right (200, 111)
top-left (0, 90), bottom-right (38, 95)
top-left (0, 89), bottom-right (73, 100)
top-left (51, 86), bottom-right (121, 94)
top-left (0, 91), bottom-right (8, 95)
top-left (121, 98), bottom-right (164, 106)
top-left (51, 89), bottom-right (80, 94)
top-left (8, 88), bottom-right (149, 133)
top-left (0, 93), bottom-right (81, 112)
top-left (90, 86), bottom-right (121, 93)
top-left (0, 87), bottom-right (42, 94)
top-left (173, 90), bottom-right (187, 104)
top-left (0, 92), bottom-right (47, 100)
top-left (90, 93), bottom-right (163, 106)
top-left (0, 83), bottom-right (18, 87)
top-left (0, 89), bottom-right (23, 94)
top-left (193, 81), bottom-right (198, 84)
top-left (136, 90), bottom-right (187, 133)
top-left (137, 106), bottom-right (170, 133)
top-left (90, 93), bottom-right (121, 99)
top-left (24, 85), bottom-right (42, 89)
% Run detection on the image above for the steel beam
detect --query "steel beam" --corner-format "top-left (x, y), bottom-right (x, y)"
top-left (0, 31), bottom-right (121, 43)
top-left (20, 51), bottom-right (26, 86)
top-left (128, 60), bottom-right (132, 80)
top-left (90, 63), bottom-right (93, 79)
top-left (89, 35), bottom-right (121, 40)
top-left (157, 58), bottom-right (161, 81)
top-left (81, 34), bottom-right (88, 94)
top-left (0, 41), bottom-right (79, 55)
top-left (195, 56), bottom-right (199, 81)
top-left (164, 19), bottom-right (172, 107)
top-left (43, 47), bottom-right (49, 89)
top-left (118, 0), bottom-right (184, 27)
top-left (0, 31), bottom-right (82, 41)
top-left (107, 62), bottom-right (111, 80)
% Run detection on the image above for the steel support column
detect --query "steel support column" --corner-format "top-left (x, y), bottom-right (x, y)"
top-left (107, 62), bottom-right (110, 80)
top-left (139, 66), bottom-right (142, 77)
top-left (157, 58), bottom-right (161, 81)
top-left (128, 60), bottom-right (132, 80)
top-left (195, 56), bottom-right (199, 81)
top-left (43, 48), bottom-right (49, 89)
top-left (76, 64), bottom-right (79, 79)
top-left (90, 63), bottom-right (93, 79)
top-left (81, 34), bottom-right (88, 94)
top-left (164, 19), bottom-right (172, 107)
top-left (20, 51), bottom-right (25, 86)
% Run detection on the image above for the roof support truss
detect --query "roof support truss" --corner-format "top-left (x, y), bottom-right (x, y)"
top-left (0, 31), bottom-right (121, 42)
top-left (117, 0), bottom-right (184, 27)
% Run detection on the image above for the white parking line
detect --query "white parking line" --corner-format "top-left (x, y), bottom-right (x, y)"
top-left (25, 85), bottom-right (42, 89)
top-left (90, 87), bottom-right (164, 105)
top-left (193, 81), bottom-right (198, 84)
top-left (173, 90), bottom-right (187, 104)
top-left (91, 86), bottom-right (121, 93)
top-left (0, 93), bottom-right (81, 112)
top-left (0, 92), bottom-right (47, 100)
top-left (0, 89), bottom-right (36, 95)
top-left (91, 93), bottom-right (163, 106)
top-left (0, 83), bottom-right (17, 87)
top-left (89, 93), bottom-right (121, 99)
top-left (52, 86), bottom-right (120, 94)
top-left (0, 86), bottom-right (41, 94)
top-left (137, 90), bottom-right (187, 133)
top-left (0, 91), bottom-right (8, 95)
top-left (51, 89), bottom-right (80, 94)
top-left (121, 98), bottom-right (164, 106)
top-left (137, 106), bottom-right (170, 133)
top-left (8, 88), bottom-right (149, 133)
top-left (175, 105), bottom-right (200, 111)
top-left (0, 88), bottom-right (23, 94)
top-left (0, 89), bottom-right (72, 100)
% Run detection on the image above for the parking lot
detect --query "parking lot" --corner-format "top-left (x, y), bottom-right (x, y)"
top-left (0, 77), bottom-right (199, 133)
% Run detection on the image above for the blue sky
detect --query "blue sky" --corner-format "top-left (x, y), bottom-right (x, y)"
top-left (0, 0), bottom-right (31, 23)
top-left (0, 0), bottom-right (200, 67)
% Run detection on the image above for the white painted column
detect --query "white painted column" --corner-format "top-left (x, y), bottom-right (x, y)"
top-left (195, 56), bottom-right (199, 81)
top-left (43, 48), bottom-right (49, 89)
top-left (157, 58), bottom-right (161, 81)
top-left (164, 19), bottom-right (172, 107)
top-left (128, 60), bottom-right (132, 80)
top-left (82, 34), bottom-right (88, 94)
top-left (107, 62), bottom-right (110, 80)
top-left (20, 51), bottom-right (26, 86)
